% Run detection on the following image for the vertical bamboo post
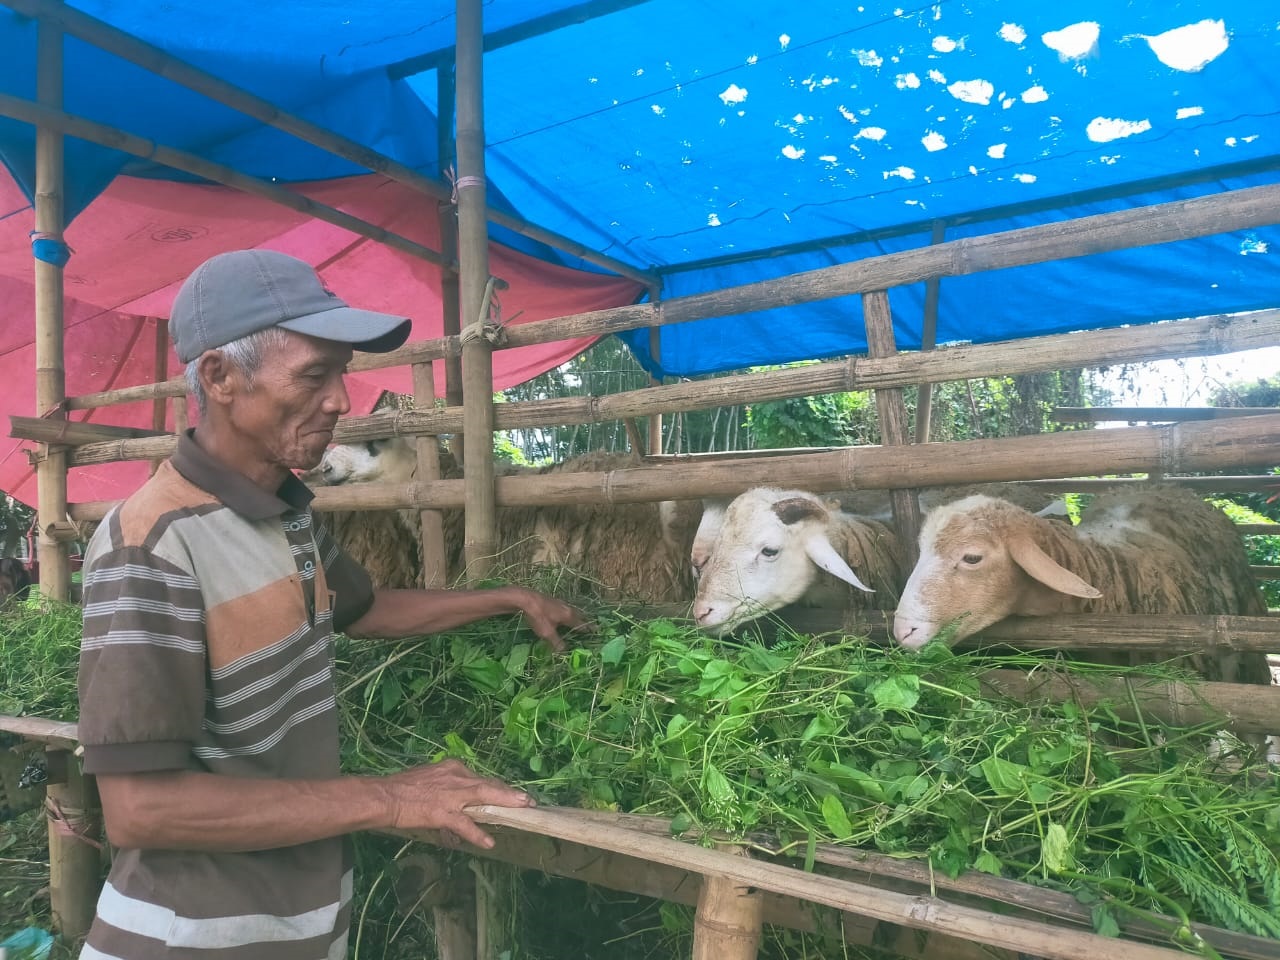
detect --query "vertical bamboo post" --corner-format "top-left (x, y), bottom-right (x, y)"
top-left (33, 5), bottom-right (70, 602)
top-left (456, 0), bottom-right (498, 580)
top-left (45, 750), bottom-right (100, 939)
top-left (434, 904), bottom-right (477, 960)
top-left (691, 849), bottom-right (763, 960)
top-left (472, 860), bottom-right (516, 960)
top-left (149, 319), bottom-right (169, 476)
top-left (173, 395), bottom-right (189, 433)
top-left (913, 220), bottom-right (946, 444)
top-left (863, 290), bottom-right (921, 567)
top-left (412, 362), bottom-right (448, 587)
top-left (646, 303), bottom-right (663, 456)
top-left (437, 60), bottom-right (464, 417)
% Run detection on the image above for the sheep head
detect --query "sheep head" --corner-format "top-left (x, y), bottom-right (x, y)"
top-left (692, 488), bottom-right (873, 637)
top-left (893, 495), bottom-right (1102, 650)
top-left (315, 437), bottom-right (416, 485)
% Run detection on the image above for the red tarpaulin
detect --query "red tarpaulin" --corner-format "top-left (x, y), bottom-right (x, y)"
top-left (0, 171), bottom-right (644, 507)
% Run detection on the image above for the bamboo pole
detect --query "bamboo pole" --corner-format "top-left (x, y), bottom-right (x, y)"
top-left (0, 93), bottom-right (450, 268)
top-left (863, 290), bottom-right (921, 566)
top-left (470, 804), bottom-right (1191, 960)
top-left (438, 61), bottom-right (465, 416)
top-left (173, 394), bottom-right (188, 433)
top-left (32, 9), bottom-right (69, 604)
top-left (0, 0), bottom-right (655, 287)
top-left (913, 220), bottom-right (945, 444)
top-left (11, 415), bottom-right (165, 445)
top-left (457, 0), bottom-right (498, 582)
top-left (148, 319), bottom-right (168, 476)
top-left (412, 363), bottom-right (447, 588)
top-left (65, 413), bottom-right (1280, 520)
top-left (691, 847), bottom-right (763, 960)
top-left (45, 752), bottom-right (101, 940)
top-left (1055, 406), bottom-right (1280, 422)
top-left (647, 321), bottom-right (664, 456)
top-left (58, 307), bottom-right (1280, 435)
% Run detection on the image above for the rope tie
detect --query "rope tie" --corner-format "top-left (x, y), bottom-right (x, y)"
top-left (45, 796), bottom-right (103, 850)
top-left (459, 276), bottom-right (511, 347)
top-left (30, 230), bottom-right (72, 268)
top-left (444, 167), bottom-right (486, 205)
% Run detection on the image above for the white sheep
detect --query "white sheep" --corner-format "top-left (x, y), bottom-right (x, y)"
top-left (312, 438), bottom-right (701, 603)
top-left (892, 486), bottom-right (1272, 686)
top-left (691, 488), bottom-right (905, 637)
top-left (690, 483), bottom-right (1065, 586)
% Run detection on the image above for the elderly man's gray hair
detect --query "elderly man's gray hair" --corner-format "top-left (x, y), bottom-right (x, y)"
top-left (183, 327), bottom-right (290, 416)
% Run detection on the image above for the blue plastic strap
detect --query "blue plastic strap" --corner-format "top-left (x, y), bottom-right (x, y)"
top-left (30, 235), bottom-right (71, 268)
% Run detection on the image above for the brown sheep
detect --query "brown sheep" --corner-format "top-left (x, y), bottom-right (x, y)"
top-left (311, 439), bottom-right (701, 604)
top-left (893, 486), bottom-right (1272, 686)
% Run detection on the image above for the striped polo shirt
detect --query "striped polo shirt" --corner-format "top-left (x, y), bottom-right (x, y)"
top-left (78, 430), bottom-right (375, 960)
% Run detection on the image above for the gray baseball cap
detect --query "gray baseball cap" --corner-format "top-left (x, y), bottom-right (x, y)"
top-left (169, 249), bottom-right (411, 362)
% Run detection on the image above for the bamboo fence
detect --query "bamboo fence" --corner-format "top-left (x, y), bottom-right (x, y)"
top-left (6, 0), bottom-right (1280, 954)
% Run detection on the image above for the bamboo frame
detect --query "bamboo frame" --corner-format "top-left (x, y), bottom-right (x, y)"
top-left (863, 289), bottom-right (922, 566)
top-left (53, 307), bottom-right (1280, 435)
top-left (913, 219), bottom-right (946, 444)
top-left (60, 414), bottom-right (1280, 521)
top-left (691, 848), bottom-right (763, 960)
top-left (465, 804), bottom-right (1192, 960)
top-left (457, 0), bottom-right (498, 582)
top-left (412, 364), bottom-right (448, 588)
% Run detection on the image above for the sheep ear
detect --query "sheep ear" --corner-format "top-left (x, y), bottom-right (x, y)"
top-left (773, 497), bottom-right (826, 526)
top-left (1008, 536), bottom-right (1102, 599)
top-left (803, 534), bottom-right (875, 593)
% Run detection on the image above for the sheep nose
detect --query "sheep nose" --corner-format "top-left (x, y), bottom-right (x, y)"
top-left (892, 618), bottom-right (917, 645)
top-left (693, 602), bottom-right (715, 625)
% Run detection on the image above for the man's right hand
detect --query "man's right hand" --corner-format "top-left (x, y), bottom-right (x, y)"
top-left (379, 759), bottom-right (533, 849)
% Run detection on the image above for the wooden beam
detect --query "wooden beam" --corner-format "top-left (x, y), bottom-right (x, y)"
top-left (0, 714), bottom-right (78, 748)
top-left (914, 219), bottom-right (946, 444)
top-left (1055, 406), bottom-right (1280, 423)
top-left (32, 5), bottom-right (69, 605)
top-left (0, 92), bottom-right (450, 268)
top-left (65, 414), bottom-right (1280, 521)
top-left (465, 805), bottom-right (1192, 960)
top-left (0, 0), bottom-right (655, 287)
top-left (10, 414), bottom-right (166, 445)
top-left (59, 304), bottom-right (1280, 416)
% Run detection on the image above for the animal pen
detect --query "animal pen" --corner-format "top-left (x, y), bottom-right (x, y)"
top-left (2, 1), bottom-right (1280, 958)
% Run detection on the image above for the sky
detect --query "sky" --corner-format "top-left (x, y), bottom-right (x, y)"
top-left (1096, 345), bottom-right (1280, 407)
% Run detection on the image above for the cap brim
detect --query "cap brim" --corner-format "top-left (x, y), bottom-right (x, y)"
top-left (277, 306), bottom-right (411, 353)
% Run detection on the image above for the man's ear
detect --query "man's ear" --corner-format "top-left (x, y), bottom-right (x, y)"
top-left (196, 350), bottom-right (241, 408)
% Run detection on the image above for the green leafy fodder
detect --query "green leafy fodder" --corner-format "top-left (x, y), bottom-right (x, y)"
top-left (0, 600), bottom-right (82, 720)
top-left (334, 615), bottom-right (1280, 947)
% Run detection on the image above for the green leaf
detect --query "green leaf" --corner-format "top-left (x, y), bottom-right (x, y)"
top-left (528, 754), bottom-right (543, 773)
top-left (1042, 822), bottom-right (1075, 874)
top-left (503, 643), bottom-right (531, 677)
top-left (1091, 903), bottom-right (1121, 938)
top-left (801, 712), bottom-right (840, 743)
top-left (980, 756), bottom-right (1030, 797)
top-left (600, 634), bottom-right (627, 666)
top-left (821, 794), bottom-right (854, 839)
top-left (703, 763), bottom-right (734, 804)
top-left (670, 812), bottom-right (693, 835)
top-left (974, 851), bottom-right (1003, 876)
top-left (379, 673), bottom-right (403, 713)
top-left (869, 674), bottom-right (920, 712)
top-left (461, 656), bottom-right (506, 695)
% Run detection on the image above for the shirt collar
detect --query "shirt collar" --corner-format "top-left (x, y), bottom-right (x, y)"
top-left (170, 429), bottom-right (315, 520)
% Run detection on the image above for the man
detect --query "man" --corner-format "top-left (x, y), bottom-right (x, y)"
top-left (77, 249), bottom-right (586, 959)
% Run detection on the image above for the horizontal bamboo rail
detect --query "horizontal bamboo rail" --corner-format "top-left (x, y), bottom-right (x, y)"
top-left (1021, 476), bottom-right (1280, 494)
top-left (65, 413), bottom-right (1280, 521)
top-left (1238, 524), bottom-right (1280, 536)
top-left (9, 415), bottom-right (164, 445)
top-left (756, 609), bottom-right (1280, 657)
top-left (0, 714), bottom-right (79, 749)
top-left (0, 0), bottom-right (655, 287)
top-left (0, 93), bottom-right (450, 268)
top-left (58, 299), bottom-right (1280, 415)
top-left (1055, 406), bottom-right (1280, 423)
top-left (558, 809), bottom-right (1279, 960)
top-left (48, 308), bottom-right (1280, 451)
top-left (466, 805), bottom-right (1189, 960)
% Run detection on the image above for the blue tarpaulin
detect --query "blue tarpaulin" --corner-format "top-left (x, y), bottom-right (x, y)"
top-left (0, 0), bottom-right (1277, 380)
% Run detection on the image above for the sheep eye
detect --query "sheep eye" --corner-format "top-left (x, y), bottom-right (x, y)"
top-left (962, 553), bottom-right (983, 565)
top-left (761, 547), bottom-right (780, 559)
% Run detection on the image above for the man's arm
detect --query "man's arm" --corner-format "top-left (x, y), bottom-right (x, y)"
top-left (345, 586), bottom-right (588, 651)
top-left (97, 758), bottom-right (531, 853)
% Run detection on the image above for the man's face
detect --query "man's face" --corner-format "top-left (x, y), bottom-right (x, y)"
top-left (228, 331), bottom-right (353, 473)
